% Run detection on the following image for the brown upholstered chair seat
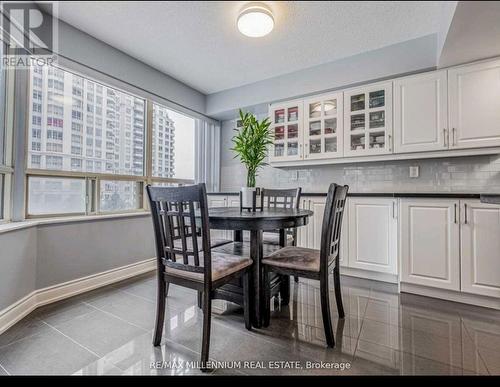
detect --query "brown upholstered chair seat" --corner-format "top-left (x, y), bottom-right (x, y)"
top-left (262, 246), bottom-right (322, 272)
top-left (173, 237), bottom-right (231, 251)
top-left (165, 252), bottom-right (252, 282)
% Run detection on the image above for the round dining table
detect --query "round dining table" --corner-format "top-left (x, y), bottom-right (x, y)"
top-left (203, 206), bottom-right (313, 328)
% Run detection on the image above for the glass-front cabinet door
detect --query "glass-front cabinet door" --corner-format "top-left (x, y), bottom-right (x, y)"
top-left (343, 82), bottom-right (393, 156)
top-left (269, 101), bottom-right (304, 163)
top-left (303, 92), bottom-right (343, 159)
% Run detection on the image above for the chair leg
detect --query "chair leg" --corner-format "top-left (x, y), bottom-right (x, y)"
top-left (200, 291), bottom-right (212, 372)
top-left (320, 276), bottom-right (335, 348)
top-left (333, 265), bottom-right (345, 318)
top-left (197, 291), bottom-right (203, 309)
top-left (153, 278), bottom-right (166, 346)
top-left (280, 275), bottom-right (290, 306)
top-left (263, 267), bottom-right (271, 327)
top-left (243, 272), bottom-right (252, 331)
top-left (294, 276), bottom-right (299, 283)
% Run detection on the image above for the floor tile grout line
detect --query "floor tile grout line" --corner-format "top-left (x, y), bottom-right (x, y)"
top-left (459, 318), bottom-right (491, 375)
top-left (0, 316), bottom-right (50, 350)
top-left (80, 300), bottom-right (151, 332)
top-left (40, 320), bottom-right (102, 359)
top-left (0, 361), bottom-right (11, 375)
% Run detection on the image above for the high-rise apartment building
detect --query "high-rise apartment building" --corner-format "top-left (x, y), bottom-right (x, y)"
top-left (28, 66), bottom-right (176, 213)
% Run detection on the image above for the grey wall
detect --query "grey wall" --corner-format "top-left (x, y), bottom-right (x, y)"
top-left (36, 216), bottom-right (154, 289)
top-left (0, 215), bottom-right (154, 311)
top-left (207, 35), bottom-right (438, 120)
top-left (220, 117), bottom-right (500, 195)
top-left (0, 228), bottom-right (37, 310)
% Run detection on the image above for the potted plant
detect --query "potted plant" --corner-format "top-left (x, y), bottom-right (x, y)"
top-left (231, 109), bottom-right (273, 209)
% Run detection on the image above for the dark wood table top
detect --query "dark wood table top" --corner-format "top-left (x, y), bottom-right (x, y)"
top-left (197, 207), bottom-right (313, 231)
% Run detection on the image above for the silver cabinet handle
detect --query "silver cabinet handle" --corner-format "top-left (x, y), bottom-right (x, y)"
top-left (443, 128), bottom-right (448, 147)
top-left (392, 201), bottom-right (397, 219)
top-left (464, 203), bottom-right (468, 224)
top-left (454, 203), bottom-right (458, 224)
top-left (388, 134), bottom-right (392, 152)
top-left (452, 128), bottom-right (456, 146)
top-left (299, 143), bottom-right (303, 158)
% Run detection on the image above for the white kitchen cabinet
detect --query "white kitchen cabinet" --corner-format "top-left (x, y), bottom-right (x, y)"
top-left (303, 92), bottom-right (344, 160)
top-left (448, 59), bottom-right (500, 149)
top-left (344, 82), bottom-right (393, 157)
top-left (348, 197), bottom-right (398, 274)
top-left (400, 199), bottom-right (460, 291)
top-left (393, 71), bottom-right (448, 153)
top-left (460, 200), bottom-right (500, 298)
top-left (269, 100), bottom-right (304, 163)
top-left (207, 195), bottom-right (229, 240)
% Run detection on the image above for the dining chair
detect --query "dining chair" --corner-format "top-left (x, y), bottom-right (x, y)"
top-left (262, 183), bottom-right (348, 347)
top-left (260, 187), bottom-right (302, 246)
top-left (146, 183), bottom-right (252, 371)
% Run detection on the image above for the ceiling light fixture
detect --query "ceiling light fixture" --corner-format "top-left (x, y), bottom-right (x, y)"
top-left (237, 3), bottom-right (274, 38)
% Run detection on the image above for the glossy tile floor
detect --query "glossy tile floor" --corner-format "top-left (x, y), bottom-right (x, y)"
top-left (0, 271), bottom-right (498, 375)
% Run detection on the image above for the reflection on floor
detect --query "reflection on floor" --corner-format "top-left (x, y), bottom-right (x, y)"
top-left (0, 271), bottom-right (498, 375)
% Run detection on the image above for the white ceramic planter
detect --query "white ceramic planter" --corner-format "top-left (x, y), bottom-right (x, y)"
top-left (240, 187), bottom-right (256, 208)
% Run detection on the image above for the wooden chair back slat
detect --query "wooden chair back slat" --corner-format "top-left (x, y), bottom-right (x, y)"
top-left (146, 183), bottom-right (212, 284)
top-left (319, 184), bottom-right (349, 275)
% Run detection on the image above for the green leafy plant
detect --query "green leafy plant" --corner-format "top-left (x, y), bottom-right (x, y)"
top-left (231, 109), bottom-right (273, 187)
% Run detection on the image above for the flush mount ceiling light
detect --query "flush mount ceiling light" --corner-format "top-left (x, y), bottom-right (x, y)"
top-left (237, 3), bottom-right (274, 38)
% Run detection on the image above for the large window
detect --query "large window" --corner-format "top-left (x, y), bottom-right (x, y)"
top-left (28, 66), bottom-right (145, 175)
top-left (152, 103), bottom-right (195, 181)
top-left (25, 65), bottom-right (197, 218)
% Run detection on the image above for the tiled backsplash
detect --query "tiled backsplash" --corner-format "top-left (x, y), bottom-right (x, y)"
top-left (220, 118), bottom-right (500, 194)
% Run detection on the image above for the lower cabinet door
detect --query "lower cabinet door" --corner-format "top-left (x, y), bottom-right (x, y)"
top-left (400, 199), bottom-right (460, 291)
top-left (348, 198), bottom-right (398, 274)
top-left (460, 200), bottom-right (500, 298)
top-left (207, 195), bottom-right (228, 241)
top-left (296, 198), bottom-right (310, 248)
top-left (308, 198), bottom-right (327, 250)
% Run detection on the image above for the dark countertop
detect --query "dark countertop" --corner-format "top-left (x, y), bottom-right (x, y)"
top-left (208, 191), bottom-right (485, 199)
top-left (480, 194), bottom-right (500, 204)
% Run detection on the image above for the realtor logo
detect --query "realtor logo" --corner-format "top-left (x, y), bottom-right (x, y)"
top-left (0, 1), bottom-right (58, 67)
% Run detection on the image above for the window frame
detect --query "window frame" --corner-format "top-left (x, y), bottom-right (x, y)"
top-left (24, 64), bottom-right (195, 219)
top-left (0, 42), bottom-right (14, 224)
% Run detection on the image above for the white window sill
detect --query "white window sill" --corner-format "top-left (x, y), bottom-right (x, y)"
top-left (0, 211), bottom-right (150, 235)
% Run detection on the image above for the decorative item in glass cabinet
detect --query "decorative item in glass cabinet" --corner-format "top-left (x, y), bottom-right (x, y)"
top-left (325, 137), bottom-right (337, 153)
top-left (287, 124), bottom-right (298, 139)
top-left (274, 109), bottom-right (285, 124)
top-left (309, 102), bottom-right (321, 118)
top-left (324, 100), bottom-right (337, 116)
top-left (369, 90), bottom-right (385, 108)
top-left (309, 121), bottom-right (321, 136)
top-left (351, 114), bottom-right (365, 130)
top-left (325, 118), bottom-right (337, 134)
top-left (351, 94), bottom-right (365, 111)
top-left (288, 106), bottom-right (298, 122)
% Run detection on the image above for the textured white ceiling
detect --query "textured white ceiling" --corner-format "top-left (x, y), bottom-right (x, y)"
top-left (45, 1), bottom-right (443, 94)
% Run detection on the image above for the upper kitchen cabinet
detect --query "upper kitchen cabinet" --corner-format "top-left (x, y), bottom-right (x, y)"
top-left (394, 71), bottom-right (448, 153)
top-left (448, 59), bottom-right (500, 149)
top-left (303, 92), bottom-right (344, 160)
top-left (269, 100), bottom-right (304, 163)
top-left (344, 82), bottom-right (393, 157)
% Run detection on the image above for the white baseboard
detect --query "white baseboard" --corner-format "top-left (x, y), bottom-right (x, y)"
top-left (400, 282), bottom-right (500, 310)
top-left (340, 266), bottom-right (399, 284)
top-left (0, 258), bottom-right (156, 335)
